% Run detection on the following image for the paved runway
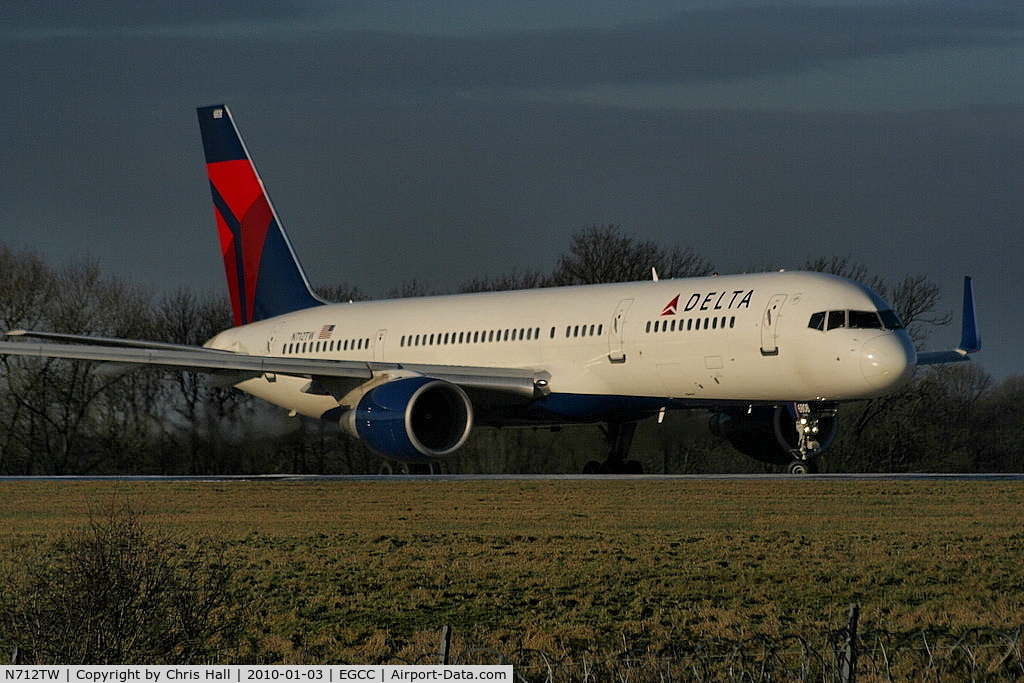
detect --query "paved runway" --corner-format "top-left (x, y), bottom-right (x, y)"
top-left (1, 473), bottom-right (1022, 482)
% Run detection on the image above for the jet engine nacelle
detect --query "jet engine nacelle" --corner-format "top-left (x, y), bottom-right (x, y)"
top-left (343, 377), bottom-right (473, 461)
top-left (709, 405), bottom-right (839, 465)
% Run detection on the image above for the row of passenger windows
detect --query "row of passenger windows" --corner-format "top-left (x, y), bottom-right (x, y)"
top-left (280, 320), bottom-right (614, 355)
top-left (401, 327), bottom-right (543, 347)
top-left (283, 338), bottom-right (371, 355)
top-left (400, 322), bottom-right (608, 348)
top-left (566, 323), bottom-right (603, 338)
top-left (646, 316), bottom-right (736, 334)
top-left (807, 309), bottom-right (904, 332)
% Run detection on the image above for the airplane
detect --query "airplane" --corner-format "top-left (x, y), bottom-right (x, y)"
top-left (0, 105), bottom-right (981, 475)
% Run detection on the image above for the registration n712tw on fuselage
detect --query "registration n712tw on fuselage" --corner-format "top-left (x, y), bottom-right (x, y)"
top-left (0, 105), bottom-right (980, 474)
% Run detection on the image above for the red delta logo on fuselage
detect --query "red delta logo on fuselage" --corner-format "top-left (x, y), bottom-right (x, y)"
top-left (661, 289), bottom-right (755, 315)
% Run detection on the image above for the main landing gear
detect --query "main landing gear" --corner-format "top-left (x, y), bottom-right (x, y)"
top-left (378, 461), bottom-right (440, 475)
top-left (582, 421), bottom-right (644, 474)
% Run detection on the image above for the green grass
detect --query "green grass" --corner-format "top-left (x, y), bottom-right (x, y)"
top-left (1, 479), bottom-right (1022, 664)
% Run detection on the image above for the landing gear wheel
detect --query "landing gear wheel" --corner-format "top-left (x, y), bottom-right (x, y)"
top-left (582, 460), bottom-right (602, 474)
top-left (786, 459), bottom-right (818, 475)
top-left (381, 462), bottom-right (440, 475)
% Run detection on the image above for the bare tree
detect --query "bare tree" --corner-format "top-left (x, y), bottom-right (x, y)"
top-left (975, 374), bottom-right (1024, 471)
top-left (550, 224), bottom-right (714, 286)
top-left (315, 282), bottom-right (370, 303)
top-left (149, 288), bottom-right (252, 474)
top-left (0, 256), bottom-right (159, 474)
top-left (387, 277), bottom-right (441, 299)
top-left (0, 244), bottom-right (53, 332)
top-left (458, 269), bottom-right (548, 293)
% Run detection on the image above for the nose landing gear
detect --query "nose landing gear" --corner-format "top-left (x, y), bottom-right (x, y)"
top-left (784, 402), bottom-right (837, 474)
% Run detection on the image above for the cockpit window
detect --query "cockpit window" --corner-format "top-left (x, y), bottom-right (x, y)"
top-left (878, 309), bottom-right (905, 330)
top-left (848, 310), bottom-right (883, 329)
top-left (827, 310), bottom-right (846, 330)
top-left (808, 308), bottom-right (905, 332)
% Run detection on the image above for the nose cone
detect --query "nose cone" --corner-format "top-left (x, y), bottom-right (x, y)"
top-left (861, 332), bottom-right (916, 393)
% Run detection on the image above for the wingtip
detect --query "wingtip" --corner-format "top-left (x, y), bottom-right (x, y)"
top-left (959, 275), bottom-right (981, 354)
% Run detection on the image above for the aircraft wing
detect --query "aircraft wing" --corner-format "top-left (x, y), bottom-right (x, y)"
top-left (0, 332), bottom-right (543, 399)
top-left (915, 276), bottom-right (981, 366)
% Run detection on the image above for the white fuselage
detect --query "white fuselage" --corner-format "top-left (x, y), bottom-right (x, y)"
top-left (205, 270), bottom-right (916, 421)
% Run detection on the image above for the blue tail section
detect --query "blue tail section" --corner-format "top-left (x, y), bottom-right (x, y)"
top-left (197, 105), bottom-right (325, 326)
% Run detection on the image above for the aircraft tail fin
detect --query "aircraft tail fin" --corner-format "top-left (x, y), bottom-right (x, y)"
top-left (197, 105), bottom-right (325, 326)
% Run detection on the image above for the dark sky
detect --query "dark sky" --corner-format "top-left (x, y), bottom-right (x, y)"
top-left (2, 1), bottom-right (1022, 379)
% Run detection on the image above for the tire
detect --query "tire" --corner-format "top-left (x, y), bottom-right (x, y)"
top-left (787, 460), bottom-right (818, 475)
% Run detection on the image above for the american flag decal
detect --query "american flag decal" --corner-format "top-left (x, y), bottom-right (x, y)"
top-left (318, 324), bottom-right (335, 339)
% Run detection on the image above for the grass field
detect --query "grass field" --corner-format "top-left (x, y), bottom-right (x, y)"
top-left (1, 478), bottom-right (1022, 665)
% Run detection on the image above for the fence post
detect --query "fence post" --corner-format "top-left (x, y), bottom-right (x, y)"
top-left (840, 603), bottom-right (859, 683)
top-left (440, 625), bottom-right (452, 665)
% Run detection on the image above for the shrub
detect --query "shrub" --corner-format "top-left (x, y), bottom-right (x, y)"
top-left (1, 506), bottom-right (253, 664)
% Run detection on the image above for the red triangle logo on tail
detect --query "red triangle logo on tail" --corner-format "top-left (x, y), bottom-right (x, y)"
top-left (661, 294), bottom-right (679, 316)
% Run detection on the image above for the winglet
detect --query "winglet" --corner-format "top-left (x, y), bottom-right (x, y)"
top-left (957, 276), bottom-right (980, 355)
top-left (916, 276), bottom-right (981, 365)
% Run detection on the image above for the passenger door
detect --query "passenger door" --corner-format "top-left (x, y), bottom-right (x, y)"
top-left (760, 294), bottom-right (787, 356)
top-left (608, 299), bottom-right (633, 363)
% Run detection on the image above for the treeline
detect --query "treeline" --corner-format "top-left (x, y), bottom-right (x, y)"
top-left (0, 227), bottom-right (1019, 475)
